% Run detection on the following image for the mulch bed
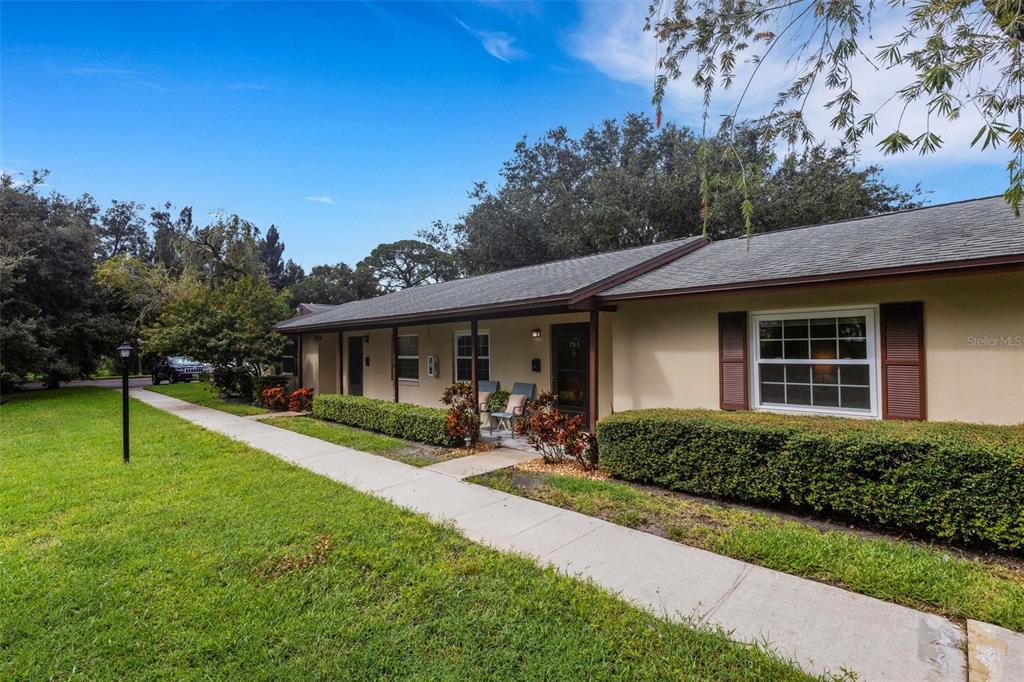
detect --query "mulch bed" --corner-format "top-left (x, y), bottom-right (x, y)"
top-left (446, 441), bottom-right (499, 458)
top-left (514, 458), bottom-right (610, 481)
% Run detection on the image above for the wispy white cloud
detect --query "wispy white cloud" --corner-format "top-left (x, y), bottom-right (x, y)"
top-left (569, 3), bottom-right (995, 165)
top-left (457, 18), bottom-right (527, 63)
top-left (56, 64), bottom-right (170, 92)
top-left (304, 196), bottom-right (334, 205)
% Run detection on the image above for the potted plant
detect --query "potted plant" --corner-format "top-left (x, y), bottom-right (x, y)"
top-left (484, 388), bottom-right (509, 431)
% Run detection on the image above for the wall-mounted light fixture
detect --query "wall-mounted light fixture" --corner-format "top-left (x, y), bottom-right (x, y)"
top-left (363, 335), bottom-right (370, 343)
top-left (530, 328), bottom-right (542, 339)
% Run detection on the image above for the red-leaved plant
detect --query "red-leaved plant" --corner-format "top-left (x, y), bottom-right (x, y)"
top-left (523, 391), bottom-right (598, 470)
top-left (288, 387), bottom-right (313, 412)
top-left (441, 382), bottom-right (480, 445)
top-left (260, 386), bottom-right (289, 409)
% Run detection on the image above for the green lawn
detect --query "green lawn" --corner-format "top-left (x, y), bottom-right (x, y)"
top-left (146, 381), bottom-right (268, 416)
top-left (0, 388), bottom-right (814, 680)
top-left (261, 416), bottom-right (444, 467)
top-left (473, 470), bottom-right (1024, 632)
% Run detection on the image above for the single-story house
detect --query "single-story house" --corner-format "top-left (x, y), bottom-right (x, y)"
top-left (274, 197), bottom-right (1024, 426)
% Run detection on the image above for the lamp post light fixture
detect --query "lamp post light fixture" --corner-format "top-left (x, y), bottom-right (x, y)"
top-left (117, 342), bottom-right (132, 464)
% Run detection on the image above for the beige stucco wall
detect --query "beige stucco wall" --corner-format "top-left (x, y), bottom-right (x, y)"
top-left (612, 270), bottom-right (1024, 425)
top-left (299, 270), bottom-right (1021, 425)
top-left (332, 312), bottom-right (614, 417)
top-left (299, 333), bottom-right (318, 391)
top-left (299, 332), bottom-right (339, 393)
top-left (317, 332), bottom-right (338, 395)
top-left (339, 329), bottom-right (395, 399)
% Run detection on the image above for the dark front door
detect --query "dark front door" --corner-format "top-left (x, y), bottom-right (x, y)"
top-left (550, 323), bottom-right (589, 423)
top-left (347, 336), bottom-right (363, 396)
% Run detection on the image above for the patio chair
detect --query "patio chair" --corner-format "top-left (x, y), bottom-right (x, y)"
top-left (477, 380), bottom-right (499, 406)
top-left (477, 380), bottom-right (499, 420)
top-left (491, 382), bottom-right (534, 438)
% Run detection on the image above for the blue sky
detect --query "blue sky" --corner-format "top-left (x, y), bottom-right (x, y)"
top-left (1, 1), bottom-right (1006, 269)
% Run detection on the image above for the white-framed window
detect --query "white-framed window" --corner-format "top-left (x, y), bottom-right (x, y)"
top-left (751, 308), bottom-right (878, 417)
top-left (454, 331), bottom-right (489, 382)
top-left (280, 336), bottom-right (297, 376)
top-left (396, 335), bottom-right (419, 381)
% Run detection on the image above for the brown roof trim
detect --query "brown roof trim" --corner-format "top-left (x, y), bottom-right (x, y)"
top-left (567, 237), bottom-right (709, 306)
top-left (274, 298), bottom-right (579, 333)
top-left (596, 254), bottom-right (1024, 302)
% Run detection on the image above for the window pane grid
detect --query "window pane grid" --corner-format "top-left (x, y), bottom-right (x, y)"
top-left (756, 312), bottom-right (873, 413)
top-left (455, 332), bottom-right (489, 382)
top-left (759, 364), bottom-right (870, 409)
top-left (397, 335), bottom-right (419, 380)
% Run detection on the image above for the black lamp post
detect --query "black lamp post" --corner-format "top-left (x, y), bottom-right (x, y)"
top-left (117, 342), bottom-right (132, 464)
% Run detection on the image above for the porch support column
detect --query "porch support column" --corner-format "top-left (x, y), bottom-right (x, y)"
top-left (392, 325), bottom-right (399, 403)
top-left (588, 310), bottom-right (599, 433)
top-left (296, 334), bottom-right (303, 388)
top-left (470, 318), bottom-right (479, 412)
top-left (336, 328), bottom-right (343, 395)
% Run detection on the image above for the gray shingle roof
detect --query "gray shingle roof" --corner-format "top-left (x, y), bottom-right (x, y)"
top-left (275, 236), bottom-right (703, 331)
top-left (296, 303), bottom-right (338, 314)
top-left (600, 196), bottom-right (1024, 298)
top-left (277, 197), bottom-right (1022, 331)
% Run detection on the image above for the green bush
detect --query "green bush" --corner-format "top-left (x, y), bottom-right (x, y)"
top-left (252, 375), bottom-right (292, 401)
top-left (597, 409), bottom-right (1024, 552)
top-left (313, 394), bottom-right (460, 447)
top-left (210, 366), bottom-right (255, 401)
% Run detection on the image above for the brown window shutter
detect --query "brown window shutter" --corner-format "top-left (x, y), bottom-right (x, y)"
top-left (880, 302), bottom-right (926, 420)
top-left (719, 312), bottom-right (748, 411)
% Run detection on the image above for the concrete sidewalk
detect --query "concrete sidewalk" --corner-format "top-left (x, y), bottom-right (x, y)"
top-left (132, 387), bottom-right (968, 681)
top-left (424, 447), bottom-right (537, 479)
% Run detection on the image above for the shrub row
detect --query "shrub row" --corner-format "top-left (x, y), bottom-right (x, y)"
top-left (597, 409), bottom-right (1024, 551)
top-left (312, 394), bottom-right (460, 447)
top-left (210, 370), bottom-right (292, 403)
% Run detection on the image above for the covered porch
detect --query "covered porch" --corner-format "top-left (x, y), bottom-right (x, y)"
top-left (293, 307), bottom-right (614, 434)
top-left (274, 237), bottom-right (706, 433)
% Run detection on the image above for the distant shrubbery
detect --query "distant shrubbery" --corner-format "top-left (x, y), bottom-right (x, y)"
top-left (313, 394), bottom-right (458, 447)
top-left (288, 387), bottom-right (313, 412)
top-left (210, 366), bottom-right (255, 401)
top-left (255, 378), bottom-right (309, 412)
top-left (260, 386), bottom-right (289, 410)
top-left (252, 375), bottom-right (291, 400)
top-left (598, 409), bottom-right (1024, 551)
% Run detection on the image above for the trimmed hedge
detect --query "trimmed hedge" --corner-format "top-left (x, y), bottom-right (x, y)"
top-left (597, 409), bottom-right (1024, 551)
top-left (312, 394), bottom-right (460, 447)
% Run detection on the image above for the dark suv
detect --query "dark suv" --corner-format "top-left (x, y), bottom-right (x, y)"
top-left (152, 356), bottom-right (211, 385)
